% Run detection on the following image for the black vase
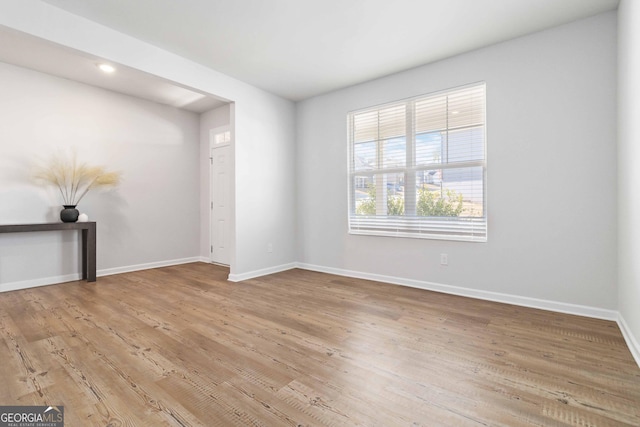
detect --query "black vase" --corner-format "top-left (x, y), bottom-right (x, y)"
top-left (60, 205), bottom-right (79, 223)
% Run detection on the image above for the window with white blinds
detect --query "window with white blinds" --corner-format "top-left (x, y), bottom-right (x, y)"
top-left (348, 83), bottom-right (486, 242)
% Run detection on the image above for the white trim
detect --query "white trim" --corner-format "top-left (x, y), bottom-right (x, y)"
top-left (0, 257), bottom-right (204, 293)
top-left (618, 313), bottom-right (640, 368)
top-left (227, 262), bottom-right (297, 282)
top-left (296, 263), bottom-right (618, 321)
top-left (97, 257), bottom-right (203, 277)
top-left (0, 272), bottom-right (82, 293)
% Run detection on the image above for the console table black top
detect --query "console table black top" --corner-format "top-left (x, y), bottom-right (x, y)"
top-left (0, 222), bottom-right (96, 233)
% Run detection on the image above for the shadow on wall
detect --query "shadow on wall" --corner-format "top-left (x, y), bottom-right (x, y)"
top-left (0, 187), bottom-right (52, 224)
top-left (85, 191), bottom-right (130, 246)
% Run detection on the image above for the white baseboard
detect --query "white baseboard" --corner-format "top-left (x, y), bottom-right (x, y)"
top-left (296, 263), bottom-right (618, 321)
top-left (97, 257), bottom-right (203, 277)
top-left (228, 262), bottom-right (297, 282)
top-left (0, 257), bottom-right (204, 293)
top-left (0, 272), bottom-right (83, 293)
top-left (618, 313), bottom-right (640, 368)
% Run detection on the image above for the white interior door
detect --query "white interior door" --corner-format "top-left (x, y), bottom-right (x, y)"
top-left (210, 127), bottom-right (231, 265)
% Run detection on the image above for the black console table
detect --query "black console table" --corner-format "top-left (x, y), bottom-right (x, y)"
top-left (0, 222), bottom-right (96, 282)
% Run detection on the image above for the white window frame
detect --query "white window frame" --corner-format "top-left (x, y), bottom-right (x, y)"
top-left (347, 82), bottom-right (487, 242)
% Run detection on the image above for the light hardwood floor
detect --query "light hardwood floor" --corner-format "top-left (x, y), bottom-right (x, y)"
top-left (0, 263), bottom-right (638, 426)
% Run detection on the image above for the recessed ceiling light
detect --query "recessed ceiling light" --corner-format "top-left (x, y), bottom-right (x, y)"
top-left (97, 63), bottom-right (115, 73)
top-left (451, 110), bottom-right (459, 114)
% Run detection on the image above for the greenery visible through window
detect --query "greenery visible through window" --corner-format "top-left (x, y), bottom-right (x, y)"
top-left (348, 83), bottom-right (487, 241)
top-left (356, 184), bottom-right (464, 217)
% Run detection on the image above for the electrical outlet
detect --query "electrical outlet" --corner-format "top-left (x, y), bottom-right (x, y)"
top-left (440, 253), bottom-right (448, 266)
top-left (267, 243), bottom-right (273, 253)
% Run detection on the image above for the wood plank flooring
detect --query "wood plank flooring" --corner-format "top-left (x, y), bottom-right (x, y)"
top-left (0, 263), bottom-right (639, 426)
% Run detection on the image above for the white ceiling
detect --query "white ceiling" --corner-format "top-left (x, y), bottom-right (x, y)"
top-left (40, 0), bottom-right (619, 101)
top-left (0, 26), bottom-right (228, 113)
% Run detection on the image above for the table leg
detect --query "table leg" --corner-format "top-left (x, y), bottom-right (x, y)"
top-left (82, 224), bottom-right (97, 282)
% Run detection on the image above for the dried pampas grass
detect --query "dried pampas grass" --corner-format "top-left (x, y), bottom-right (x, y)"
top-left (34, 150), bottom-right (121, 206)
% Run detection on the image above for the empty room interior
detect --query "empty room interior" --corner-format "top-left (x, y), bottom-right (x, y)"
top-left (1, 0), bottom-right (640, 425)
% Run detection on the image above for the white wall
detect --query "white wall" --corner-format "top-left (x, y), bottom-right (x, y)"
top-left (618, 0), bottom-right (640, 363)
top-left (297, 12), bottom-right (618, 312)
top-left (199, 104), bottom-right (231, 260)
top-left (0, 2), bottom-right (626, 335)
top-left (0, 61), bottom-right (201, 288)
top-left (0, 1), bottom-right (298, 279)
top-left (232, 93), bottom-right (297, 278)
